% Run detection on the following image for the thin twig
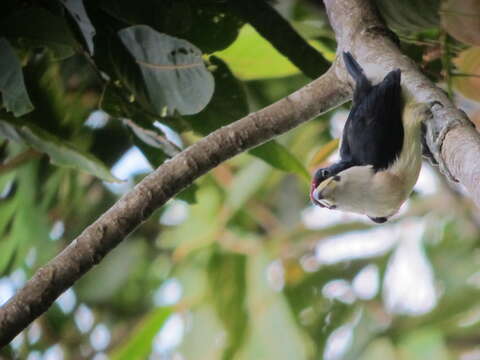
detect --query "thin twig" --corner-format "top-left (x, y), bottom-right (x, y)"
top-left (0, 148), bottom-right (42, 176)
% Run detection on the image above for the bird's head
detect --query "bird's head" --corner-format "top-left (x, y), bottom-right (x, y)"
top-left (310, 166), bottom-right (391, 223)
top-left (310, 168), bottom-right (341, 210)
top-left (310, 167), bottom-right (343, 209)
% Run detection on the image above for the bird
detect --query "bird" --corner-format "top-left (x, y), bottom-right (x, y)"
top-left (310, 51), bottom-right (430, 223)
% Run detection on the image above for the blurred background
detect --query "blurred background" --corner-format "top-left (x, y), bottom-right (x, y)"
top-left (1, 0), bottom-right (480, 359)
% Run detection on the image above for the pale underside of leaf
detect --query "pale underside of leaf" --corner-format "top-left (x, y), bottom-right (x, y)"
top-left (0, 120), bottom-right (119, 182)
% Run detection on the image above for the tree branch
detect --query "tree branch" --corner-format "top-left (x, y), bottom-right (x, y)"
top-left (0, 66), bottom-right (348, 346)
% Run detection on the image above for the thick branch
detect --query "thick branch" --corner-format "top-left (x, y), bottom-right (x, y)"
top-left (0, 67), bottom-right (349, 347)
top-left (324, 0), bottom-right (480, 207)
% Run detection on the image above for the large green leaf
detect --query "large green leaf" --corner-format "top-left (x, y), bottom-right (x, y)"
top-left (118, 25), bottom-right (215, 116)
top-left (0, 38), bottom-right (33, 117)
top-left (110, 307), bottom-right (172, 360)
top-left (249, 141), bottom-right (310, 181)
top-left (0, 120), bottom-right (119, 182)
top-left (0, 7), bottom-right (78, 60)
top-left (208, 252), bottom-right (248, 359)
top-left (61, 0), bottom-right (96, 54)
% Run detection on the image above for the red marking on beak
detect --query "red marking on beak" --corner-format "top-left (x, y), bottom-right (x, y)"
top-left (310, 181), bottom-right (325, 207)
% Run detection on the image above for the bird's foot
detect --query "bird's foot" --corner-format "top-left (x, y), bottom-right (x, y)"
top-left (421, 101), bottom-right (461, 182)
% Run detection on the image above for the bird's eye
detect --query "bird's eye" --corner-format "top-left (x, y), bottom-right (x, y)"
top-left (321, 169), bottom-right (330, 178)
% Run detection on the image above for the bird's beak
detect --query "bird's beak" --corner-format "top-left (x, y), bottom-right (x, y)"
top-left (310, 182), bottom-right (325, 207)
top-left (310, 178), bottom-right (337, 209)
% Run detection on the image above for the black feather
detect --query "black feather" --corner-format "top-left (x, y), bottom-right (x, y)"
top-left (312, 52), bottom-right (404, 185)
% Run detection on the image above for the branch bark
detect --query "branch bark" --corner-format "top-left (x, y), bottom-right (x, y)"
top-left (2, 0), bottom-right (480, 347)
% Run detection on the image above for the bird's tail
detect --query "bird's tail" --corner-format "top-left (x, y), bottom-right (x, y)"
top-left (342, 51), bottom-right (370, 88)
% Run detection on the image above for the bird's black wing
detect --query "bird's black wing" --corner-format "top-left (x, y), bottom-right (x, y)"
top-left (343, 52), bottom-right (371, 106)
top-left (341, 69), bottom-right (404, 172)
top-left (312, 55), bottom-right (403, 189)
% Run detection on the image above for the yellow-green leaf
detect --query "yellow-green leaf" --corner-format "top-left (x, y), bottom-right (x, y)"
top-left (110, 307), bottom-right (172, 360)
top-left (442, 0), bottom-right (480, 46)
top-left (215, 25), bottom-right (301, 80)
top-left (453, 47), bottom-right (480, 102)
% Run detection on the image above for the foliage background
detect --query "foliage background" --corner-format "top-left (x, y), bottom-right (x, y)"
top-left (1, 0), bottom-right (480, 359)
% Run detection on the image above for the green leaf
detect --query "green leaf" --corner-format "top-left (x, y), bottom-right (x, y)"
top-left (0, 38), bottom-right (34, 117)
top-left (161, 185), bottom-right (222, 256)
top-left (225, 160), bottom-right (271, 213)
top-left (237, 250), bottom-right (310, 360)
top-left (398, 328), bottom-right (449, 360)
top-left (215, 25), bottom-right (302, 80)
top-left (208, 252), bottom-right (248, 359)
top-left (358, 338), bottom-right (397, 360)
top-left (0, 199), bottom-right (16, 238)
top-left (61, 0), bottom-right (96, 54)
top-left (185, 56), bottom-right (249, 135)
top-left (0, 161), bottom-right (51, 275)
top-left (110, 307), bottom-right (172, 360)
top-left (118, 25), bottom-right (215, 116)
top-left (0, 7), bottom-right (77, 60)
top-left (0, 120), bottom-right (119, 182)
top-left (0, 234), bottom-right (18, 276)
top-left (249, 141), bottom-right (310, 180)
top-left (179, 304), bottom-right (226, 359)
